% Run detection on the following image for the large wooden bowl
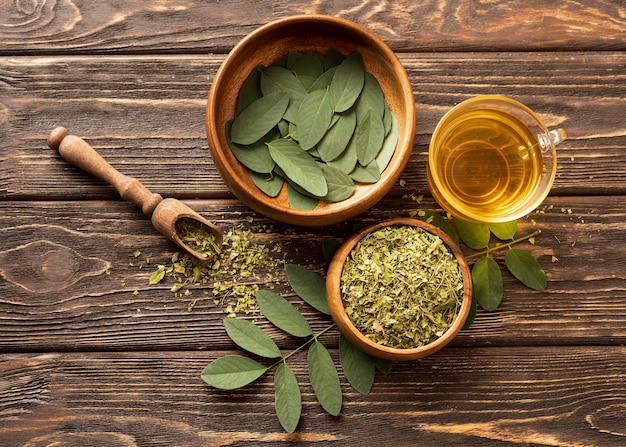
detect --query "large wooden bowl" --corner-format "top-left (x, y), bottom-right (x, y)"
top-left (326, 218), bottom-right (473, 361)
top-left (206, 15), bottom-right (415, 226)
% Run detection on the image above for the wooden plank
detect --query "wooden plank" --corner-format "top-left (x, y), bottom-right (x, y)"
top-left (1, 0), bottom-right (625, 54)
top-left (1, 195), bottom-right (624, 352)
top-left (1, 347), bottom-right (625, 446)
top-left (1, 52), bottom-right (625, 200)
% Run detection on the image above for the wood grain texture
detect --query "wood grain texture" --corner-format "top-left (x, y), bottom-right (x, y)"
top-left (1, 195), bottom-right (624, 352)
top-left (1, 0), bottom-right (625, 54)
top-left (1, 348), bottom-right (625, 446)
top-left (2, 53), bottom-right (625, 200)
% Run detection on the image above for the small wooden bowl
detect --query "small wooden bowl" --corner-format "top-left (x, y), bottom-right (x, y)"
top-left (206, 15), bottom-right (415, 226)
top-left (326, 218), bottom-right (473, 361)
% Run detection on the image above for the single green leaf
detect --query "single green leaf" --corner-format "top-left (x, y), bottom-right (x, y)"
top-left (225, 121), bottom-right (276, 174)
top-left (471, 256), bottom-right (504, 311)
top-left (250, 171), bottom-right (283, 197)
top-left (308, 65), bottom-right (337, 92)
top-left (259, 65), bottom-right (308, 122)
top-left (463, 295), bottom-right (478, 329)
top-left (375, 358), bottom-right (393, 374)
top-left (324, 47), bottom-right (346, 70)
top-left (230, 91), bottom-right (289, 145)
top-left (328, 51), bottom-right (365, 113)
top-left (287, 183), bottom-right (319, 210)
top-left (268, 139), bottom-right (327, 197)
top-left (236, 66), bottom-right (262, 115)
top-left (375, 110), bottom-right (399, 173)
top-left (319, 164), bottom-right (355, 202)
top-left (223, 318), bottom-right (282, 358)
top-left (349, 161), bottom-right (380, 183)
top-left (308, 341), bottom-right (342, 416)
top-left (455, 218), bottom-right (491, 249)
top-left (285, 264), bottom-right (330, 315)
top-left (505, 249), bottom-right (547, 290)
top-left (326, 134), bottom-right (358, 174)
top-left (321, 238), bottom-right (341, 264)
top-left (355, 72), bottom-right (385, 121)
top-left (296, 88), bottom-right (334, 150)
top-left (339, 335), bottom-right (376, 395)
top-left (355, 107), bottom-right (385, 166)
top-left (291, 51), bottom-right (324, 89)
top-left (489, 220), bottom-right (518, 240)
top-left (256, 289), bottom-right (313, 337)
top-left (418, 210), bottom-right (460, 246)
top-left (200, 355), bottom-right (268, 390)
top-left (317, 109), bottom-right (357, 162)
top-left (274, 362), bottom-right (302, 434)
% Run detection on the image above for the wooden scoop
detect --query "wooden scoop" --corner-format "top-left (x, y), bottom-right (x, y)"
top-left (47, 127), bottom-right (223, 261)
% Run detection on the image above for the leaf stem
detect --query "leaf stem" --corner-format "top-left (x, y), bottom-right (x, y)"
top-left (466, 229), bottom-right (541, 259)
top-left (270, 323), bottom-right (337, 369)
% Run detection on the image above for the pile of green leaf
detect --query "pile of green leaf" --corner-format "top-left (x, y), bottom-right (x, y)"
top-left (201, 264), bottom-right (391, 433)
top-left (227, 49), bottom-right (399, 210)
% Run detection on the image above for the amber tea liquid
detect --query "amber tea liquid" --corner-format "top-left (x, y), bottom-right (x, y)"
top-left (429, 108), bottom-right (544, 221)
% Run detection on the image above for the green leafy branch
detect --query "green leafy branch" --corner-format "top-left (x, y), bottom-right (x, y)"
top-left (417, 210), bottom-right (547, 327)
top-left (201, 264), bottom-right (391, 433)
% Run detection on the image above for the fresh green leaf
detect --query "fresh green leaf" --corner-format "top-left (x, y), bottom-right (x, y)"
top-left (489, 220), bottom-right (518, 240)
top-left (455, 218), bottom-right (491, 249)
top-left (328, 51), bottom-right (365, 113)
top-left (355, 72), bottom-right (385, 121)
top-left (285, 264), bottom-right (330, 315)
top-left (256, 290), bottom-right (313, 337)
top-left (326, 134), bottom-right (358, 174)
top-left (355, 107), bottom-right (385, 166)
top-left (225, 121), bottom-right (277, 174)
top-left (223, 318), bottom-right (282, 358)
top-left (200, 355), bottom-right (268, 390)
top-left (317, 109), bottom-right (356, 162)
top-left (291, 51), bottom-right (324, 89)
top-left (308, 66), bottom-right (337, 92)
top-left (236, 66), bottom-right (262, 115)
top-left (321, 238), bottom-right (341, 264)
top-left (418, 210), bottom-right (460, 246)
top-left (375, 358), bottom-right (393, 374)
top-left (286, 183), bottom-right (319, 210)
top-left (308, 341), bottom-right (342, 416)
top-left (268, 139), bottom-right (327, 197)
top-left (259, 65), bottom-right (308, 122)
top-left (505, 249), bottom-right (547, 290)
top-left (296, 88), bottom-right (333, 150)
top-left (274, 362), bottom-right (301, 434)
top-left (230, 91), bottom-right (289, 145)
top-left (250, 171), bottom-right (283, 197)
top-left (471, 256), bottom-right (504, 311)
top-left (324, 47), bottom-right (346, 70)
top-left (339, 335), bottom-right (375, 395)
top-left (375, 110), bottom-right (399, 173)
top-left (319, 164), bottom-right (355, 202)
top-left (349, 161), bottom-right (380, 183)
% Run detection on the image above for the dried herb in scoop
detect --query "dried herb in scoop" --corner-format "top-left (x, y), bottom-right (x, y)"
top-left (340, 225), bottom-right (464, 349)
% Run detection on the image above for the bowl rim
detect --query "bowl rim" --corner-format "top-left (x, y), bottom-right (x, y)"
top-left (206, 14), bottom-right (416, 226)
top-left (326, 217), bottom-right (473, 361)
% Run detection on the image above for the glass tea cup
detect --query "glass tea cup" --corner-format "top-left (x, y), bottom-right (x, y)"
top-left (427, 95), bottom-right (566, 223)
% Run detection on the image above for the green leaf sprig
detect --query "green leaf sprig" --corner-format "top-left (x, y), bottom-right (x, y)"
top-left (227, 49), bottom-right (399, 209)
top-left (417, 211), bottom-right (546, 328)
top-left (201, 264), bottom-right (391, 433)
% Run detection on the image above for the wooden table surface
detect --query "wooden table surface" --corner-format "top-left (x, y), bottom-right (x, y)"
top-left (2, 2), bottom-right (626, 446)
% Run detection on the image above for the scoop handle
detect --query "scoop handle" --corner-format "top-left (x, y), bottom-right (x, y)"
top-left (47, 126), bottom-right (163, 216)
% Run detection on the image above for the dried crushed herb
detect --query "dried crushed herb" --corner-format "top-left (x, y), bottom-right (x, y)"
top-left (174, 217), bottom-right (221, 258)
top-left (142, 223), bottom-right (285, 315)
top-left (340, 225), bottom-right (464, 349)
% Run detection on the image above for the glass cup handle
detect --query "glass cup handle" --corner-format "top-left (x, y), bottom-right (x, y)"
top-left (538, 128), bottom-right (567, 151)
